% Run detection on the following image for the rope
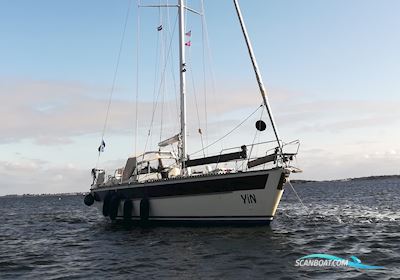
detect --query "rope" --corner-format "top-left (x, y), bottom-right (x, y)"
top-left (148, 9), bottom-right (162, 149)
top-left (166, 0), bottom-right (180, 133)
top-left (287, 179), bottom-right (319, 228)
top-left (200, 0), bottom-right (209, 152)
top-left (135, 0), bottom-right (141, 155)
top-left (158, 2), bottom-right (166, 142)
top-left (96, 0), bottom-right (132, 167)
top-left (190, 104), bottom-right (263, 156)
top-left (200, 0), bottom-right (217, 151)
top-left (187, 48), bottom-right (206, 157)
top-left (143, 12), bottom-right (179, 155)
top-left (248, 106), bottom-right (264, 159)
top-left (183, 6), bottom-right (206, 157)
top-left (242, 105), bottom-right (265, 171)
top-left (287, 180), bottom-right (312, 216)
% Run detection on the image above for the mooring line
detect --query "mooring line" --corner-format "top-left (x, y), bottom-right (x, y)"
top-left (286, 179), bottom-right (320, 229)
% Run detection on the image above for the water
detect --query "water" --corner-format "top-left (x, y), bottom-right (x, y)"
top-left (1, 178), bottom-right (399, 279)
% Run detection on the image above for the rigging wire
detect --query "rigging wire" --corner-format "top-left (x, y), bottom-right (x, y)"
top-left (200, 0), bottom-right (209, 153)
top-left (148, 6), bottom-right (162, 150)
top-left (243, 105), bottom-right (265, 171)
top-left (135, 0), bottom-right (141, 156)
top-left (166, 0), bottom-right (180, 133)
top-left (256, 114), bottom-right (263, 165)
top-left (190, 104), bottom-right (263, 157)
top-left (187, 48), bottom-right (206, 157)
top-left (143, 12), bottom-right (179, 155)
top-left (158, 1), bottom-right (166, 142)
top-left (200, 0), bottom-right (218, 152)
top-left (97, 0), bottom-right (132, 167)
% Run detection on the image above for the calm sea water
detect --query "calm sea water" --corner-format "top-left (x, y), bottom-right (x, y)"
top-left (1, 178), bottom-right (399, 279)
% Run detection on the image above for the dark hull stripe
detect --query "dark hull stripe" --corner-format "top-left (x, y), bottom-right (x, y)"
top-left (116, 215), bottom-right (273, 219)
top-left (94, 172), bottom-right (270, 200)
top-left (110, 219), bottom-right (272, 227)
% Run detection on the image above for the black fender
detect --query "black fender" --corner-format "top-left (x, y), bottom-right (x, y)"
top-left (109, 193), bottom-right (121, 221)
top-left (140, 198), bottom-right (150, 222)
top-left (84, 193), bottom-right (94, 206)
top-left (123, 200), bottom-right (133, 220)
top-left (93, 192), bottom-right (101, 202)
top-left (102, 192), bottom-right (113, 217)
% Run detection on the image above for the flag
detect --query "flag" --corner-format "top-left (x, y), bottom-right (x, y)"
top-left (98, 140), bottom-right (106, 152)
top-left (157, 25), bottom-right (163, 31)
top-left (185, 40), bottom-right (191, 47)
top-left (185, 30), bottom-right (191, 37)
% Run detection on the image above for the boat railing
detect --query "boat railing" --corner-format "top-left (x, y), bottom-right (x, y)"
top-left (93, 139), bottom-right (300, 187)
top-left (185, 139), bottom-right (300, 173)
top-left (245, 139), bottom-right (300, 170)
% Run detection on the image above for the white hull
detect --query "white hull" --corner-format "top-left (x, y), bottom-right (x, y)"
top-left (91, 168), bottom-right (287, 225)
top-left (84, 1), bottom-right (300, 227)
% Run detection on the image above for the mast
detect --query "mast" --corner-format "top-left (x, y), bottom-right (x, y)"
top-left (178, 0), bottom-right (188, 168)
top-left (233, 0), bottom-right (282, 150)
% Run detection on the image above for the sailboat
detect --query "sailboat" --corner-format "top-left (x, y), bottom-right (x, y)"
top-left (84, 0), bottom-right (300, 225)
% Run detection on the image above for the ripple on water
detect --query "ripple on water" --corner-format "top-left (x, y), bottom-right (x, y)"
top-left (0, 179), bottom-right (399, 279)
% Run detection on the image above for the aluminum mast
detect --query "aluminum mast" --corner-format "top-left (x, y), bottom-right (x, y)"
top-left (233, 0), bottom-right (282, 150)
top-left (178, 0), bottom-right (188, 169)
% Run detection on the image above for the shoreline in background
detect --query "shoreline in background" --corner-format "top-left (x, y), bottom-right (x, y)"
top-left (1, 174), bottom-right (399, 198)
top-left (291, 174), bottom-right (400, 184)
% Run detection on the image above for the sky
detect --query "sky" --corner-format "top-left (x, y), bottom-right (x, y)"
top-left (1, 0), bottom-right (400, 195)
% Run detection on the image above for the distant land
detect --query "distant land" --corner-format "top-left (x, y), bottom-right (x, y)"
top-left (1, 174), bottom-right (399, 197)
top-left (291, 174), bottom-right (400, 184)
top-left (0, 192), bottom-right (86, 198)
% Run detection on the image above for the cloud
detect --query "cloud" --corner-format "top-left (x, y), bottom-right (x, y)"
top-left (0, 158), bottom-right (89, 195)
top-left (292, 147), bottom-right (400, 181)
top-left (274, 98), bottom-right (400, 133)
top-left (1, 158), bottom-right (47, 173)
top-left (0, 78), bottom-right (150, 144)
top-left (2, 77), bottom-right (399, 195)
top-left (0, 78), bottom-right (286, 145)
top-left (3, 77), bottom-right (398, 154)
top-left (33, 136), bottom-right (75, 146)
top-left (299, 115), bottom-right (399, 133)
